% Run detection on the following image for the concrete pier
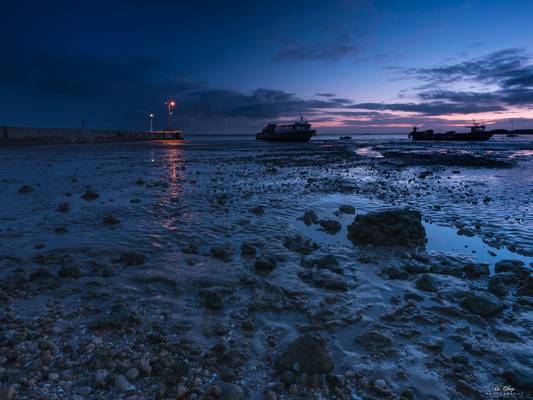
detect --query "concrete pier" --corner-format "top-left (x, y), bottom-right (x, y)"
top-left (0, 126), bottom-right (182, 145)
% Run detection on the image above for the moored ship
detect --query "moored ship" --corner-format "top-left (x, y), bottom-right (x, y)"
top-left (409, 122), bottom-right (493, 141)
top-left (256, 115), bottom-right (316, 142)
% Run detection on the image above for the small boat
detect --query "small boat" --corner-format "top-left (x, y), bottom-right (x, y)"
top-left (256, 115), bottom-right (316, 142)
top-left (409, 122), bottom-right (493, 141)
top-left (340, 136), bottom-right (352, 140)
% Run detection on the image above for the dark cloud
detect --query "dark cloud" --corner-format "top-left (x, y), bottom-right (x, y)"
top-left (315, 92), bottom-right (336, 97)
top-left (272, 36), bottom-right (358, 62)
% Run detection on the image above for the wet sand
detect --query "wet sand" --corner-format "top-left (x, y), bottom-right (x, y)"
top-left (0, 135), bottom-right (532, 399)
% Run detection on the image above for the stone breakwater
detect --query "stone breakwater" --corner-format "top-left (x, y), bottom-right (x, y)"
top-left (0, 126), bottom-right (182, 145)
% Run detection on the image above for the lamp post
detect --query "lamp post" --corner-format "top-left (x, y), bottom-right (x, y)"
top-left (149, 113), bottom-right (154, 133)
top-left (165, 100), bottom-right (176, 131)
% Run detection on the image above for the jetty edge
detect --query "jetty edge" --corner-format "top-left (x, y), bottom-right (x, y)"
top-left (0, 126), bottom-right (183, 146)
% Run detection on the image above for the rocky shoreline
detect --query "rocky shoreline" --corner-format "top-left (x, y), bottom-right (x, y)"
top-left (0, 139), bottom-right (532, 399)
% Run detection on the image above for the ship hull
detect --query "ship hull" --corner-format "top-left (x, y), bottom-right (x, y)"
top-left (410, 132), bottom-right (493, 141)
top-left (255, 130), bottom-right (315, 142)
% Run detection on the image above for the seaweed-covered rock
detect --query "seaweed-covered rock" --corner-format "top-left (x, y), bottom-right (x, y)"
top-left (275, 335), bottom-right (333, 374)
top-left (347, 209), bottom-right (426, 247)
top-left (312, 270), bottom-right (348, 291)
top-left (415, 274), bottom-right (437, 292)
top-left (81, 189), bottom-right (100, 201)
top-left (299, 210), bottom-right (318, 226)
top-left (338, 204), bottom-right (356, 214)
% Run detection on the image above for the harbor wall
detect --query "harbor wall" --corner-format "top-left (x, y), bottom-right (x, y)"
top-left (0, 126), bottom-right (181, 145)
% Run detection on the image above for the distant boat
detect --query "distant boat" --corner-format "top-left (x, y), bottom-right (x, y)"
top-left (256, 115), bottom-right (316, 142)
top-left (409, 122), bottom-right (493, 141)
top-left (340, 136), bottom-right (352, 140)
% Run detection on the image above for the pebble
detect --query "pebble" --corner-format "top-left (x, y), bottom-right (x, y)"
top-left (374, 379), bottom-right (387, 391)
top-left (114, 375), bottom-right (134, 392)
top-left (126, 367), bottom-right (139, 381)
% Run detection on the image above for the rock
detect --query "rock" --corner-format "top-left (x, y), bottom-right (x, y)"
top-left (103, 215), bottom-right (121, 225)
top-left (29, 267), bottom-right (53, 281)
top-left (384, 266), bottom-right (408, 280)
top-left (356, 330), bottom-right (393, 351)
top-left (275, 335), bottom-right (333, 374)
top-left (415, 274), bottom-right (437, 292)
top-left (338, 205), bottom-right (356, 214)
top-left (503, 366), bottom-right (533, 391)
top-left (347, 209), bottom-right (426, 247)
top-left (220, 383), bottom-right (244, 400)
top-left (312, 270), bottom-right (348, 291)
top-left (462, 292), bottom-right (504, 316)
top-left (327, 374), bottom-right (345, 387)
top-left (56, 202), bottom-right (70, 212)
top-left (58, 265), bottom-right (81, 278)
top-left (18, 185), bottom-right (33, 193)
top-left (495, 259), bottom-right (525, 275)
top-left (81, 189), bottom-right (100, 201)
top-left (210, 245), bottom-right (235, 261)
top-left (283, 235), bottom-right (319, 255)
top-left (202, 289), bottom-right (224, 310)
top-left (120, 252), bottom-right (145, 266)
top-left (114, 374), bottom-right (134, 392)
top-left (54, 227), bottom-right (68, 234)
top-left (374, 379), bottom-right (387, 391)
top-left (91, 303), bottom-right (141, 330)
top-left (182, 243), bottom-right (200, 254)
top-left (94, 369), bottom-right (107, 385)
top-left (250, 205), bottom-right (265, 216)
top-left (176, 384), bottom-right (189, 397)
top-left (318, 219), bottom-right (342, 235)
top-left (299, 210), bottom-right (318, 225)
top-left (240, 242), bottom-right (256, 256)
top-left (126, 367), bottom-right (139, 381)
top-left (254, 257), bottom-right (277, 272)
top-left (48, 372), bottom-right (60, 381)
top-left (78, 386), bottom-right (92, 395)
top-left (463, 262), bottom-right (489, 278)
top-left (488, 273), bottom-right (517, 297)
top-left (219, 365), bottom-right (237, 382)
top-left (419, 170), bottom-right (433, 179)
top-left (0, 387), bottom-right (16, 400)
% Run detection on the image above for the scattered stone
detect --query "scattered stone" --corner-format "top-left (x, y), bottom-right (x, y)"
top-left (495, 259), bottom-right (525, 275)
top-left (254, 257), bottom-right (277, 272)
top-left (462, 292), bottom-right (504, 316)
top-left (385, 266), bottom-right (408, 280)
top-left (220, 383), bottom-right (244, 400)
top-left (241, 242), bottom-right (256, 256)
top-left (463, 262), bottom-right (489, 278)
top-left (114, 374), bottom-right (134, 392)
top-left (312, 270), bottom-right (348, 291)
top-left (419, 170), bottom-right (433, 179)
top-left (29, 267), bottom-right (53, 281)
top-left (58, 265), bottom-right (81, 279)
top-left (338, 204), bottom-right (356, 214)
top-left (210, 244), bottom-right (235, 261)
top-left (374, 379), bottom-right (387, 391)
top-left (356, 330), bottom-right (393, 351)
top-left (347, 209), bottom-right (426, 247)
top-left (202, 289), bottom-right (224, 310)
top-left (103, 215), bottom-right (121, 225)
top-left (250, 205), bottom-right (265, 215)
top-left (318, 219), bottom-right (342, 234)
top-left (18, 184), bottom-right (33, 193)
top-left (81, 189), bottom-right (100, 201)
top-left (56, 202), bottom-right (70, 212)
top-left (415, 274), bottom-right (437, 292)
top-left (120, 252), bottom-right (145, 266)
top-left (275, 335), bottom-right (333, 374)
top-left (126, 367), bottom-right (139, 381)
top-left (299, 210), bottom-right (318, 225)
top-left (177, 384), bottom-right (189, 397)
top-left (283, 235), bottom-right (319, 255)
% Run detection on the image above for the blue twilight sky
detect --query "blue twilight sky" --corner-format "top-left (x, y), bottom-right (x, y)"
top-left (1, 0), bottom-right (533, 133)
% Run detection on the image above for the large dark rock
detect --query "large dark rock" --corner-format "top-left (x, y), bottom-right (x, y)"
top-left (318, 219), bottom-right (342, 235)
top-left (275, 335), bottom-right (333, 374)
top-left (461, 292), bottom-right (504, 316)
top-left (347, 209), bottom-right (426, 247)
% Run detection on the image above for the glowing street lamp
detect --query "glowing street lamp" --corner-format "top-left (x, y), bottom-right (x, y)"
top-left (149, 113), bottom-right (154, 132)
top-left (165, 100), bottom-right (176, 131)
